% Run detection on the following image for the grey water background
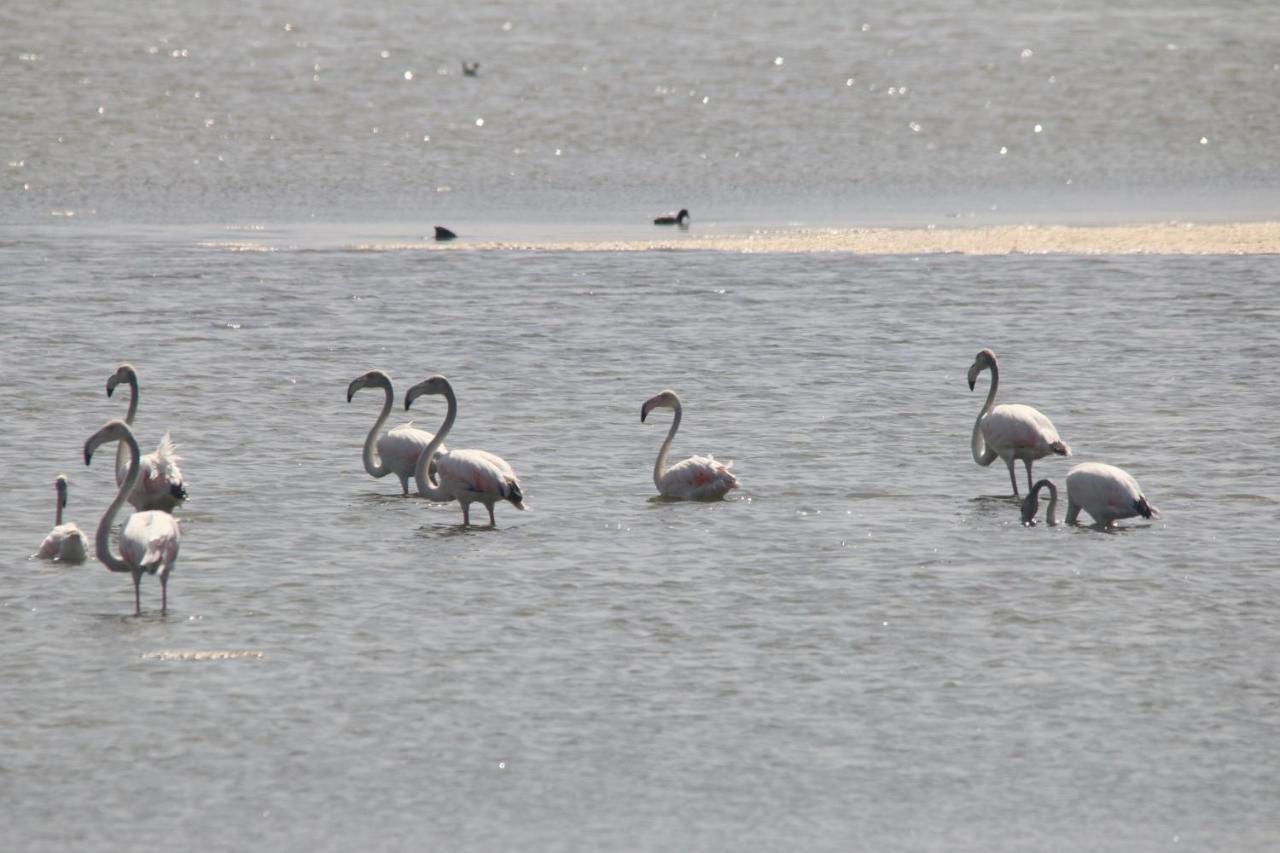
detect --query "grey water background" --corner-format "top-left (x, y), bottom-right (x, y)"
top-left (4, 0), bottom-right (1280, 851)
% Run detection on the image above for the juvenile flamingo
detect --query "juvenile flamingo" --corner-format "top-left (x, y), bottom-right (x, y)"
top-left (968, 348), bottom-right (1069, 496)
top-left (1065, 463), bottom-right (1160, 528)
top-left (641, 389), bottom-right (738, 500)
top-left (34, 475), bottom-right (88, 564)
top-left (404, 375), bottom-right (526, 527)
top-left (84, 420), bottom-right (182, 616)
top-left (347, 370), bottom-right (444, 495)
top-left (106, 364), bottom-right (188, 513)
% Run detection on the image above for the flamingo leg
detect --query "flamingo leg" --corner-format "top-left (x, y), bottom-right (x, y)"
top-left (1023, 459), bottom-right (1035, 494)
top-left (487, 503), bottom-right (496, 527)
top-left (461, 502), bottom-right (471, 526)
top-left (132, 571), bottom-right (142, 617)
top-left (1005, 458), bottom-right (1019, 496)
top-left (1065, 500), bottom-right (1081, 526)
top-left (160, 574), bottom-right (168, 614)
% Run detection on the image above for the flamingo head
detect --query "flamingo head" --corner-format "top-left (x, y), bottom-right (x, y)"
top-left (347, 369), bottom-right (391, 403)
top-left (641, 389), bottom-right (680, 423)
top-left (106, 363), bottom-right (137, 398)
top-left (1134, 496), bottom-right (1159, 520)
top-left (1020, 478), bottom-right (1059, 526)
top-left (405, 375), bottom-right (453, 411)
top-left (967, 348), bottom-right (996, 391)
top-left (55, 475), bottom-right (69, 508)
top-left (84, 420), bottom-right (132, 467)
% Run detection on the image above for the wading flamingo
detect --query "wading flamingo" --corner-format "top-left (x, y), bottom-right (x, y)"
top-left (106, 364), bottom-right (188, 513)
top-left (1065, 462), bottom-right (1159, 528)
top-left (968, 348), bottom-right (1069, 496)
top-left (1020, 479), bottom-right (1060, 526)
top-left (404, 375), bottom-right (526, 526)
top-left (641, 389), bottom-right (738, 500)
top-left (34, 475), bottom-right (88, 563)
top-left (347, 370), bottom-right (444, 495)
top-left (84, 420), bottom-right (182, 616)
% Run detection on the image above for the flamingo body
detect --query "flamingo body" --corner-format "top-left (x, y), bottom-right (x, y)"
top-left (1065, 462), bottom-right (1159, 528)
top-left (348, 370), bottom-right (445, 495)
top-left (405, 375), bottom-right (526, 527)
top-left (107, 364), bottom-right (188, 513)
top-left (642, 389), bottom-right (738, 501)
top-left (35, 475), bottom-right (88, 563)
top-left (85, 420), bottom-right (183, 615)
top-left (968, 348), bottom-right (1069, 495)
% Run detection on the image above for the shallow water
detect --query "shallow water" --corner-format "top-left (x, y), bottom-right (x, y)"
top-left (3, 228), bottom-right (1279, 850)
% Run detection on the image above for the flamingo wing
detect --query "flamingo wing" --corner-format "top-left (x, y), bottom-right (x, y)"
top-left (39, 523), bottom-right (88, 563)
top-left (120, 511), bottom-right (181, 574)
top-left (659, 455), bottom-right (738, 500)
top-left (983, 403), bottom-right (1067, 456)
top-left (437, 449), bottom-right (525, 507)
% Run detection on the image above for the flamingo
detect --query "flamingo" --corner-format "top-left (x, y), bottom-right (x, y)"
top-left (968, 348), bottom-right (1070, 496)
top-left (84, 420), bottom-right (182, 616)
top-left (347, 370), bottom-right (445, 495)
top-left (1065, 462), bottom-right (1160, 528)
top-left (404, 375), bottom-right (526, 527)
top-left (1020, 479), bottom-right (1060, 526)
top-left (34, 475), bottom-right (88, 563)
top-left (106, 364), bottom-right (188, 513)
top-left (640, 389), bottom-right (738, 500)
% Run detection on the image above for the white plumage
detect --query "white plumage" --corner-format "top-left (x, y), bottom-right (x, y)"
top-left (968, 348), bottom-right (1069, 495)
top-left (85, 420), bottom-right (182, 616)
top-left (405, 375), bottom-right (526, 527)
top-left (107, 364), bottom-right (188, 513)
top-left (641, 389), bottom-right (739, 501)
top-left (1065, 462), bottom-right (1159, 528)
top-left (347, 370), bottom-right (445, 495)
top-left (35, 475), bottom-right (88, 564)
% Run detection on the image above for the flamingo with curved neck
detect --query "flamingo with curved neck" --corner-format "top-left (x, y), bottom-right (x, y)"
top-left (1065, 462), bottom-right (1160, 528)
top-left (1020, 479), bottom-right (1060, 526)
top-left (405, 375), bottom-right (526, 527)
top-left (347, 370), bottom-right (443, 494)
top-left (641, 389), bottom-right (738, 500)
top-left (106, 363), bottom-right (188, 513)
top-left (35, 475), bottom-right (88, 563)
top-left (968, 348), bottom-right (1070, 496)
top-left (84, 420), bottom-right (182, 615)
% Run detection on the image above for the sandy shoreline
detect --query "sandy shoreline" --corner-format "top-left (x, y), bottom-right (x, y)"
top-left (335, 220), bottom-right (1280, 255)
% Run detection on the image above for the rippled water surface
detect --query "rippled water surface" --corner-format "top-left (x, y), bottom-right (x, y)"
top-left (2, 228), bottom-right (1279, 851)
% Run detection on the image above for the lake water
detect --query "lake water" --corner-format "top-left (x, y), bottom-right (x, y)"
top-left (4, 1), bottom-right (1280, 851)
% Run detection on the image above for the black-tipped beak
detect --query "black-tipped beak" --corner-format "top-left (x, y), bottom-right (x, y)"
top-left (640, 407), bottom-right (648, 423)
top-left (967, 377), bottom-right (976, 391)
top-left (84, 447), bottom-right (94, 466)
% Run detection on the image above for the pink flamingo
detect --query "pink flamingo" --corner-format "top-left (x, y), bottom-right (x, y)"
top-left (347, 370), bottom-right (445, 495)
top-left (968, 348), bottom-right (1069, 495)
top-left (641, 389), bottom-right (738, 500)
top-left (106, 364), bottom-right (188, 513)
top-left (34, 475), bottom-right (88, 563)
top-left (404, 375), bottom-right (526, 527)
top-left (84, 420), bottom-right (182, 615)
top-left (1065, 463), bottom-right (1159, 528)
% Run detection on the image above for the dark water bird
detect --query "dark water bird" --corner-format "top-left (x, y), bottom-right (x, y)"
top-left (653, 208), bottom-right (690, 226)
top-left (434, 226), bottom-right (457, 241)
top-left (462, 61), bottom-right (479, 77)
top-left (85, 420), bottom-right (182, 616)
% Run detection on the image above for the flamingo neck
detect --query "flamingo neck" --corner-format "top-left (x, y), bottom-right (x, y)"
top-left (413, 387), bottom-right (457, 500)
top-left (361, 380), bottom-right (394, 478)
top-left (114, 374), bottom-right (139, 482)
top-left (55, 487), bottom-right (65, 526)
top-left (97, 431), bottom-right (142, 574)
top-left (653, 402), bottom-right (682, 489)
top-left (972, 361), bottom-right (999, 465)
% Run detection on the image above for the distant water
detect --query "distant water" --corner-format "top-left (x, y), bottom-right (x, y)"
top-left (5, 1), bottom-right (1280, 851)
top-left (3, 0), bottom-right (1279, 224)
top-left (3, 229), bottom-right (1280, 851)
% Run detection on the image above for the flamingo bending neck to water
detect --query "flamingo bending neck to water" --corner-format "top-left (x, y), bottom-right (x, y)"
top-left (106, 364), bottom-right (188, 513)
top-left (968, 348), bottom-right (1069, 496)
top-left (1020, 479), bottom-right (1060, 526)
top-left (347, 370), bottom-right (444, 495)
top-left (84, 420), bottom-right (182, 616)
top-left (641, 389), bottom-right (738, 500)
top-left (35, 475), bottom-right (88, 563)
top-left (404, 375), bottom-right (525, 527)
